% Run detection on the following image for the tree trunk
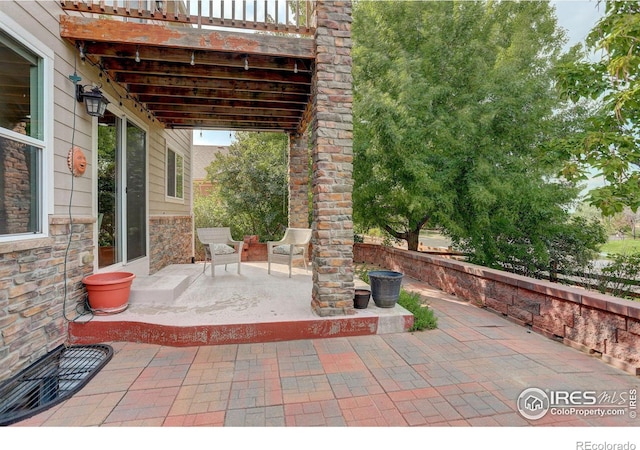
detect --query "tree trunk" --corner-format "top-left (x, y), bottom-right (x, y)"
top-left (383, 214), bottom-right (430, 252)
top-left (406, 230), bottom-right (420, 252)
top-left (549, 260), bottom-right (558, 283)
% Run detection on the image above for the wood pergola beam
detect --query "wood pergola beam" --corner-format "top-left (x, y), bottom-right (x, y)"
top-left (117, 73), bottom-right (310, 95)
top-left (144, 98), bottom-right (304, 111)
top-left (60, 16), bottom-right (315, 59)
top-left (165, 118), bottom-right (299, 131)
top-left (104, 58), bottom-right (311, 85)
top-left (132, 88), bottom-right (309, 106)
top-left (149, 104), bottom-right (303, 118)
top-left (82, 42), bottom-right (313, 73)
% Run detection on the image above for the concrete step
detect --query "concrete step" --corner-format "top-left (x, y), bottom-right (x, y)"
top-left (129, 274), bottom-right (192, 303)
top-left (129, 263), bottom-right (205, 303)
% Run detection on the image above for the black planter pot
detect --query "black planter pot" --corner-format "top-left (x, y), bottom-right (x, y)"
top-left (354, 289), bottom-right (371, 309)
top-left (368, 270), bottom-right (403, 308)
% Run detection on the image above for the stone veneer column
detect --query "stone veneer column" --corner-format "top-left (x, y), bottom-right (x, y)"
top-left (288, 132), bottom-right (310, 228)
top-left (311, 0), bottom-right (354, 316)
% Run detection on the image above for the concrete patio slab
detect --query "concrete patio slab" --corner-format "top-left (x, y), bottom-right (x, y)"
top-left (68, 262), bottom-right (414, 346)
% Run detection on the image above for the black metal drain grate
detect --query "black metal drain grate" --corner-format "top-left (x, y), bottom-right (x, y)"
top-left (0, 344), bottom-right (113, 426)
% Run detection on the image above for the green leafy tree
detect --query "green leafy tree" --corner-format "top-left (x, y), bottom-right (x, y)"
top-left (97, 123), bottom-right (116, 247)
top-left (203, 131), bottom-right (289, 241)
top-left (193, 190), bottom-right (229, 258)
top-left (450, 175), bottom-right (606, 279)
top-left (555, 1), bottom-right (640, 216)
top-left (353, 0), bottom-right (598, 277)
top-left (193, 190), bottom-right (228, 231)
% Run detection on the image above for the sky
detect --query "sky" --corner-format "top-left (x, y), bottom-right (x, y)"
top-left (193, 0), bottom-right (606, 147)
top-left (553, 1), bottom-right (607, 194)
top-left (553, 0), bottom-right (605, 50)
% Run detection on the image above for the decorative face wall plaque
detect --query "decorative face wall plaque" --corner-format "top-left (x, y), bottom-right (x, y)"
top-left (67, 146), bottom-right (87, 176)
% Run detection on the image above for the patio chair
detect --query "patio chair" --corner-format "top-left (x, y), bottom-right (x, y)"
top-left (267, 227), bottom-right (312, 278)
top-left (196, 227), bottom-right (243, 277)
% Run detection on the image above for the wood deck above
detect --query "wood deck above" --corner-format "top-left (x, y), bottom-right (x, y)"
top-left (59, 1), bottom-right (316, 132)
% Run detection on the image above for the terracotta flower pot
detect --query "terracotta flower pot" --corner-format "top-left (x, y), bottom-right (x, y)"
top-left (82, 272), bottom-right (135, 315)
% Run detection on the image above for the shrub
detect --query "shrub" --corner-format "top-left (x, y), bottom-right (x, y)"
top-left (398, 290), bottom-right (438, 331)
top-left (597, 252), bottom-right (640, 300)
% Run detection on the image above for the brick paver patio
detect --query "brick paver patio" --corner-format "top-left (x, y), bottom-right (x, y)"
top-left (11, 277), bottom-right (639, 441)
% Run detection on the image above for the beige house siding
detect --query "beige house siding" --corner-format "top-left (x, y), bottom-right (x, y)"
top-left (0, 1), bottom-right (193, 381)
top-left (149, 130), bottom-right (192, 216)
top-left (148, 131), bottom-right (193, 274)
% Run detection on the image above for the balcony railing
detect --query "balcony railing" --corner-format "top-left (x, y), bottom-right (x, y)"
top-left (60, 0), bottom-right (317, 35)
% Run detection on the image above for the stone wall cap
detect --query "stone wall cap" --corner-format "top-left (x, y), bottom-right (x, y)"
top-left (581, 292), bottom-right (609, 310)
top-left (0, 237), bottom-right (55, 255)
top-left (50, 215), bottom-right (95, 224)
top-left (627, 303), bottom-right (640, 320)
top-left (604, 297), bottom-right (632, 316)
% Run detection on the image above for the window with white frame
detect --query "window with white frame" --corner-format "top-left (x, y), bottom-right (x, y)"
top-left (0, 24), bottom-right (50, 238)
top-left (166, 148), bottom-right (184, 200)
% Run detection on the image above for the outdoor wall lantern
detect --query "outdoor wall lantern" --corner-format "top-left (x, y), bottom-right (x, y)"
top-left (76, 84), bottom-right (109, 118)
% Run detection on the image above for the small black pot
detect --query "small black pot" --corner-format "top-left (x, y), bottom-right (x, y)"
top-left (354, 289), bottom-right (371, 309)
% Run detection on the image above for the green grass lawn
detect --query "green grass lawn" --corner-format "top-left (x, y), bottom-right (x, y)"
top-left (600, 239), bottom-right (640, 256)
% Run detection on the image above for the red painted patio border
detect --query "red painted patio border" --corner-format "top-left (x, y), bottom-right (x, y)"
top-left (68, 315), bottom-right (414, 347)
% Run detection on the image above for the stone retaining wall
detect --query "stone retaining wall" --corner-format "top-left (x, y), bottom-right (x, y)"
top-left (354, 243), bottom-right (640, 376)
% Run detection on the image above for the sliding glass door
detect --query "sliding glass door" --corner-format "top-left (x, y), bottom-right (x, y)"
top-left (97, 111), bottom-right (146, 268)
top-left (125, 120), bottom-right (146, 262)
